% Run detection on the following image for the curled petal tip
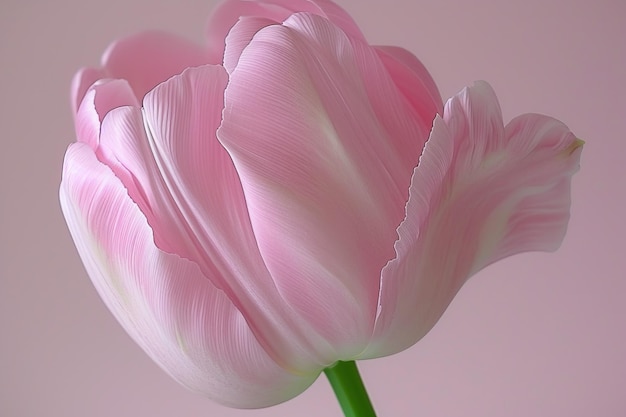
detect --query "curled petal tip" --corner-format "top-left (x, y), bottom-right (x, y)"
top-left (566, 138), bottom-right (585, 155)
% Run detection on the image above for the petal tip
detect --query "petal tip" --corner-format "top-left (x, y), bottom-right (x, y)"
top-left (566, 138), bottom-right (585, 155)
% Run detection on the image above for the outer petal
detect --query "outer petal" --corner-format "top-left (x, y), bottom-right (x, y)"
top-left (205, 0), bottom-right (365, 64)
top-left (59, 143), bottom-right (317, 408)
top-left (95, 65), bottom-right (330, 371)
top-left (362, 81), bottom-right (582, 358)
top-left (218, 13), bottom-right (435, 357)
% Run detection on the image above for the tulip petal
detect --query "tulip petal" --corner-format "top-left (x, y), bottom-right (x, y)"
top-left (74, 79), bottom-right (139, 150)
top-left (307, 0), bottom-right (366, 39)
top-left (60, 143), bottom-right (318, 408)
top-left (72, 30), bottom-right (209, 113)
top-left (206, 0), bottom-right (291, 64)
top-left (99, 30), bottom-right (208, 101)
top-left (96, 64), bottom-right (330, 370)
top-left (363, 81), bottom-right (582, 358)
top-left (218, 13), bottom-right (435, 357)
top-left (71, 32), bottom-right (207, 112)
top-left (223, 16), bottom-right (278, 74)
top-left (71, 67), bottom-right (106, 115)
top-left (206, 0), bottom-right (365, 64)
top-left (374, 45), bottom-right (443, 124)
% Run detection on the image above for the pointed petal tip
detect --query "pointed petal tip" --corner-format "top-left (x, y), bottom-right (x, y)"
top-left (567, 138), bottom-right (585, 155)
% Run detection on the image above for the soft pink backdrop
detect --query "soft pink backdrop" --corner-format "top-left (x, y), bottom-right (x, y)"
top-left (1, 0), bottom-right (624, 416)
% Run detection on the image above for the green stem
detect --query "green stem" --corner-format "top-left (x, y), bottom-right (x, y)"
top-left (323, 361), bottom-right (377, 417)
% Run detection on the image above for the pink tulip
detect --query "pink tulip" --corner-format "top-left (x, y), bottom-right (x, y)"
top-left (60, 0), bottom-right (582, 409)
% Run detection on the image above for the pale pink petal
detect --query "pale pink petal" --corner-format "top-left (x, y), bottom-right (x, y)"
top-left (74, 79), bottom-right (139, 150)
top-left (97, 64), bottom-right (330, 370)
top-left (362, 81), bottom-right (582, 358)
top-left (71, 31), bottom-right (207, 112)
top-left (60, 143), bottom-right (318, 407)
top-left (205, 0), bottom-right (364, 63)
top-left (206, 0), bottom-right (290, 63)
top-left (223, 16), bottom-right (278, 74)
top-left (100, 30), bottom-right (208, 101)
top-left (70, 67), bottom-right (106, 115)
top-left (374, 45), bottom-right (443, 123)
top-left (298, 0), bottom-right (365, 39)
top-left (218, 13), bottom-right (434, 357)
top-left (486, 113), bottom-right (584, 261)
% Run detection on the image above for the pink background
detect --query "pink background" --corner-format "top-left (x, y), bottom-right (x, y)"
top-left (1, 0), bottom-right (624, 416)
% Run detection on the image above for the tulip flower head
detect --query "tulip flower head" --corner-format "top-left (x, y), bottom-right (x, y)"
top-left (61, 0), bottom-right (582, 413)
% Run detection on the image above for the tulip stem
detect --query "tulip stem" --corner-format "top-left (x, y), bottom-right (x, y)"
top-left (324, 360), bottom-right (377, 417)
